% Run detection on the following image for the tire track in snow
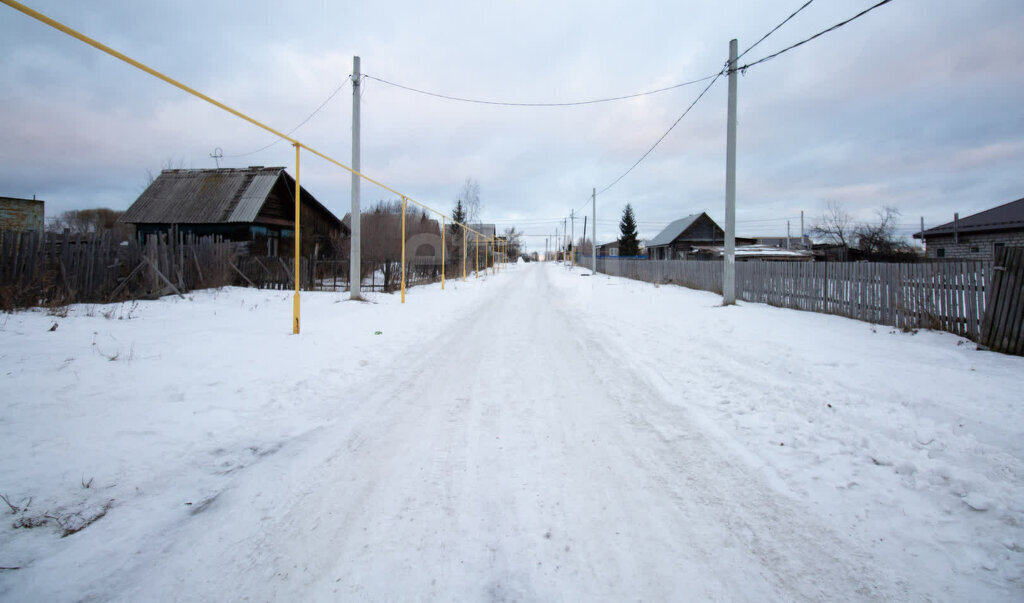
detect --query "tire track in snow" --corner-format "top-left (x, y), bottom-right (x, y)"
top-left (115, 264), bottom-right (904, 601)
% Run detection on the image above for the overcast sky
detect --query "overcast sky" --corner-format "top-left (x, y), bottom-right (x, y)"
top-left (2, 0), bottom-right (1022, 251)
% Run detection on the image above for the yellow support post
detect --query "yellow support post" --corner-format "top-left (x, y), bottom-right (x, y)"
top-left (292, 143), bottom-right (301, 334)
top-left (441, 216), bottom-right (446, 290)
top-left (401, 196), bottom-right (407, 303)
top-left (475, 232), bottom-right (479, 278)
top-left (462, 227), bottom-right (467, 282)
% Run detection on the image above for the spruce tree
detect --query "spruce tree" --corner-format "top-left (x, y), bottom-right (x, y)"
top-left (618, 203), bottom-right (640, 257)
top-left (451, 199), bottom-right (466, 240)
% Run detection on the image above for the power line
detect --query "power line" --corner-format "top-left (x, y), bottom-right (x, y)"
top-left (736, 0), bottom-right (895, 72)
top-left (596, 70), bottom-right (724, 196)
top-left (224, 76), bottom-right (352, 158)
top-left (572, 2), bottom-right (812, 212)
top-left (736, 0), bottom-right (815, 62)
top-left (580, 0), bottom-right (889, 215)
top-left (361, 72), bottom-right (721, 108)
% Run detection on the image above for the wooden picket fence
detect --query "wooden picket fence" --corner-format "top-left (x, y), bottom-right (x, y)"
top-left (596, 258), bottom-right (993, 341)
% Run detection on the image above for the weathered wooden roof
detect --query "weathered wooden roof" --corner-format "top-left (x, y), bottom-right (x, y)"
top-left (916, 196), bottom-right (1024, 238)
top-left (121, 167), bottom-right (339, 227)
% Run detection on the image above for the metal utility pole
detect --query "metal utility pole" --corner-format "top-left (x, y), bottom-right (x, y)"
top-left (592, 187), bottom-right (597, 274)
top-left (723, 38), bottom-right (738, 306)
top-left (349, 55), bottom-right (362, 300)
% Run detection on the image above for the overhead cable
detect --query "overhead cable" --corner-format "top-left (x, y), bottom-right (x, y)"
top-left (736, 0), bottom-right (815, 62)
top-left (596, 70), bottom-right (724, 196)
top-left (225, 76), bottom-right (352, 158)
top-left (736, 0), bottom-right (895, 72)
top-left (361, 73), bottom-right (720, 107)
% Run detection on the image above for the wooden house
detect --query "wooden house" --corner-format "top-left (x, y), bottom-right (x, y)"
top-left (597, 241), bottom-right (620, 257)
top-left (646, 213), bottom-right (754, 260)
top-left (120, 167), bottom-right (346, 256)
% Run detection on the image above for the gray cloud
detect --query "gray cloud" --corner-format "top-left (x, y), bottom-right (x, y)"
top-left (1, 0), bottom-right (1022, 250)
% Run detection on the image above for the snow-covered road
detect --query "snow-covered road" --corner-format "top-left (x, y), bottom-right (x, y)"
top-left (2, 262), bottom-right (1021, 601)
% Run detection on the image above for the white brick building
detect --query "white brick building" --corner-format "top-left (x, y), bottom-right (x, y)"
top-left (915, 197), bottom-right (1024, 261)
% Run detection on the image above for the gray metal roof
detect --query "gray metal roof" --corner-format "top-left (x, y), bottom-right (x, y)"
top-left (916, 197), bottom-right (1024, 238)
top-left (646, 214), bottom-right (701, 248)
top-left (121, 167), bottom-right (298, 224)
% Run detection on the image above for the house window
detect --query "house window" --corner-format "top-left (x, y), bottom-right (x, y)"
top-left (937, 248), bottom-right (945, 258)
top-left (970, 246), bottom-right (980, 253)
top-left (994, 242), bottom-right (1005, 258)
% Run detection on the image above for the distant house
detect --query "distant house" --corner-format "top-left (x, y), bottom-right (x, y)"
top-left (0, 196), bottom-right (44, 233)
top-left (408, 219), bottom-right (443, 267)
top-left (914, 196), bottom-right (1024, 261)
top-left (646, 213), bottom-right (755, 260)
top-left (597, 241), bottom-right (620, 257)
top-left (120, 167), bottom-right (346, 256)
top-left (466, 223), bottom-right (496, 245)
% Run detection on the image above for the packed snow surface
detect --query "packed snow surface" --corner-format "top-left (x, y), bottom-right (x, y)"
top-left (1, 262), bottom-right (1022, 601)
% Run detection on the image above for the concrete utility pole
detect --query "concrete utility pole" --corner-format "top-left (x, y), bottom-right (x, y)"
top-left (723, 38), bottom-right (738, 306)
top-left (787, 221), bottom-right (791, 249)
top-left (592, 187), bottom-right (597, 274)
top-left (565, 219), bottom-right (573, 261)
top-left (349, 56), bottom-right (362, 300)
top-left (570, 210), bottom-right (575, 266)
top-left (801, 211), bottom-right (805, 249)
top-left (582, 216), bottom-right (588, 266)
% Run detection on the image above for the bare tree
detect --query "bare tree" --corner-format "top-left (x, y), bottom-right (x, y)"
top-left (48, 208), bottom-right (133, 240)
top-left (359, 200), bottom-right (442, 291)
top-left (459, 178), bottom-right (482, 226)
top-left (856, 206), bottom-right (915, 261)
top-left (810, 200), bottom-right (854, 248)
top-left (144, 157), bottom-right (187, 188)
top-left (502, 226), bottom-right (523, 260)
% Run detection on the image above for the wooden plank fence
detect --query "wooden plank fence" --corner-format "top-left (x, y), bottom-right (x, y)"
top-left (597, 258), bottom-right (993, 341)
top-left (1, 229), bottom-right (458, 309)
top-left (979, 246), bottom-right (1024, 355)
top-left (0, 229), bottom-right (238, 309)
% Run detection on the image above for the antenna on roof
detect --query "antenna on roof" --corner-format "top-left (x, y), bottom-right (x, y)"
top-left (210, 147), bottom-right (223, 169)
